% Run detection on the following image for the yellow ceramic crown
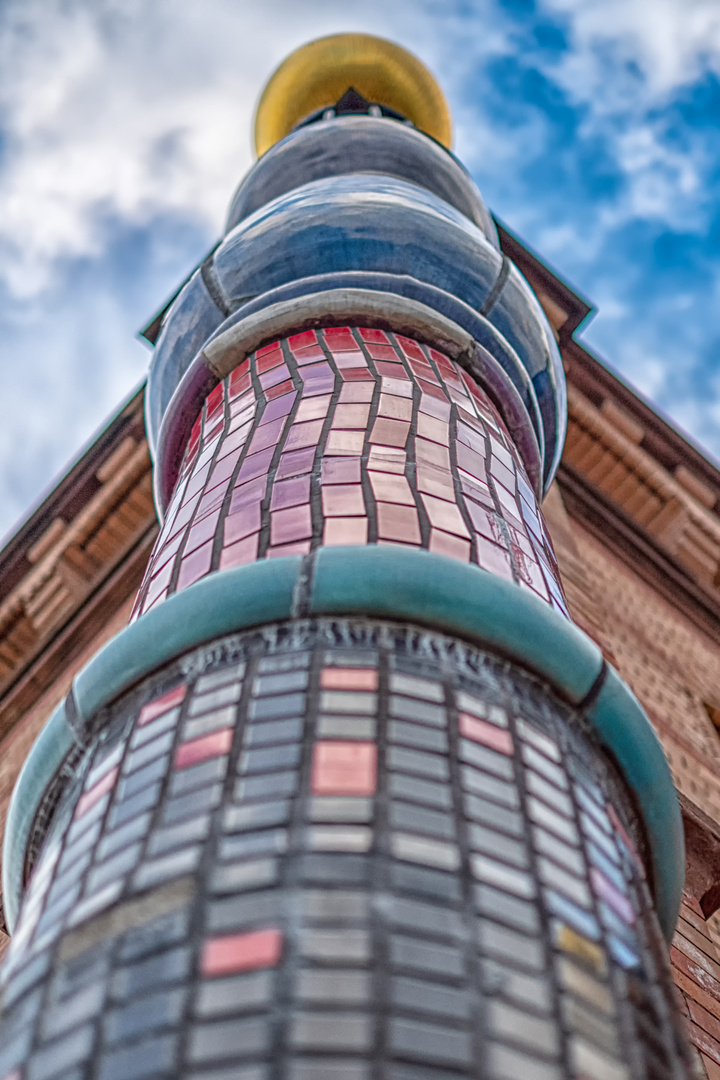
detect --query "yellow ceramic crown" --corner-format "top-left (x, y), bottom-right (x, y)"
top-left (254, 32), bottom-right (452, 157)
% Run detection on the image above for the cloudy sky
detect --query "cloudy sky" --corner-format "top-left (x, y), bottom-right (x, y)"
top-left (0, 0), bottom-right (718, 539)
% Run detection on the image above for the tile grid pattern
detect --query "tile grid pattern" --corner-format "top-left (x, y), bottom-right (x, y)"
top-left (133, 328), bottom-right (566, 619)
top-left (0, 620), bottom-right (684, 1080)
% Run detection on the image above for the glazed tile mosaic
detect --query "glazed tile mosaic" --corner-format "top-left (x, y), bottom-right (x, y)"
top-left (0, 619), bottom-right (683, 1080)
top-left (132, 330), bottom-right (566, 619)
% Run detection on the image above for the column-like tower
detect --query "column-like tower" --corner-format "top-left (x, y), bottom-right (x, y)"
top-left (0, 34), bottom-right (692, 1080)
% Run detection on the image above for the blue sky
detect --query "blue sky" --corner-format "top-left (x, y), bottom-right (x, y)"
top-left (0, 0), bottom-right (718, 538)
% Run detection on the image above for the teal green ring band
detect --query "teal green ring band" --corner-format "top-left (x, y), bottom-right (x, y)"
top-left (3, 546), bottom-right (683, 939)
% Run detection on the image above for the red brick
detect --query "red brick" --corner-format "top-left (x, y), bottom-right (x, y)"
top-left (174, 728), bottom-right (233, 770)
top-left (684, 893), bottom-right (707, 918)
top-left (683, 905), bottom-right (716, 939)
top-left (678, 918), bottom-right (720, 964)
top-left (673, 967), bottom-right (720, 1023)
top-left (138, 684), bottom-right (186, 726)
top-left (459, 714), bottom-right (513, 756)
top-left (75, 766), bottom-right (118, 820)
top-left (311, 741), bottom-right (377, 796)
top-left (703, 1054), bottom-right (720, 1080)
top-left (201, 928), bottom-right (282, 977)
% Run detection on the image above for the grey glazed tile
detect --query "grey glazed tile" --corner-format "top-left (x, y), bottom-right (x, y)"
top-left (316, 715), bottom-right (376, 739)
top-left (299, 929), bottom-right (370, 964)
top-left (133, 846), bottom-right (201, 890)
top-left (300, 854), bottom-right (368, 886)
top-left (257, 652), bottom-right (310, 674)
top-left (104, 986), bottom-right (186, 1044)
top-left (66, 793), bottom-right (110, 843)
top-left (474, 885), bottom-right (540, 935)
top-left (544, 889), bottom-right (600, 940)
top-left (239, 744), bottom-right (301, 774)
top-left (109, 782), bottom-right (161, 829)
top-left (195, 663), bottom-right (245, 693)
top-left (119, 908), bottom-right (191, 963)
top-left (481, 959), bottom-right (552, 1013)
top-left (206, 890), bottom-right (280, 933)
top-left (384, 895), bottom-right (463, 940)
top-left (249, 692), bottom-right (306, 720)
top-left (391, 833), bottom-right (460, 871)
top-left (210, 858), bottom-right (278, 894)
top-left (130, 708), bottom-right (180, 750)
top-left (388, 747), bottom-right (449, 781)
top-left (575, 785), bottom-right (612, 833)
top-left (123, 730), bottom-right (174, 775)
top-left (162, 783), bottom-right (223, 825)
top-left (487, 1041), bottom-right (563, 1080)
top-left (2, 951), bottom-right (51, 1010)
top-left (148, 815), bottom-right (211, 857)
top-left (391, 862), bottom-right (461, 902)
top-left (515, 719), bottom-right (560, 761)
top-left (389, 800), bottom-right (454, 840)
top-left (235, 771), bottom-right (298, 802)
top-left (188, 1016), bottom-right (270, 1062)
top-left (289, 1011), bottom-right (372, 1051)
top-left (608, 935), bottom-right (640, 971)
top-left (98, 1033), bottom-right (177, 1080)
top-left (561, 995), bottom-right (619, 1057)
top-left (309, 797), bottom-right (373, 823)
top-left (525, 773), bottom-right (573, 818)
top-left (463, 793), bottom-right (523, 836)
top-left (389, 672), bottom-right (444, 702)
top-left (244, 717), bottom-right (303, 746)
top-left (487, 999), bottom-right (560, 1057)
top-left (532, 826), bottom-right (584, 875)
top-left (521, 745), bottom-right (568, 790)
top-left (111, 946), bottom-right (191, 1001)
top-left (389, 773), bottom-right (452, 810)
top-left (57, 820), bottom-right (102, 876)
top-left (388, 720), bottom-right (447, 753)
top-left (296, 969), bottom-right (371, 1004)
top-left (188, 682), bottom-right (242, 716)
top-left (27, 1024), bottom-right (94, 1080)
top-left (527, 797), bottom-right (579, 845)
top-left (389, 1016), bottom-right (472, 1067)
top-left (0, 985), bottom-right (43, 1041)
top-left (580, 814), bottom-right (619, 863)
top-left (461, 767), bottom-right (519, 809)
top-left (169, 756), bottom-right (228, 796)
top-left (569, 1038), bottom-right (630, 1080)
top-left (253, 669), bottom-right (309, 696)
top-left (390, 935), bottom-right (464, 978)
top-left (389, 696), bottom-right (445, 727)
top-left (459, 740), bottom-right (514, 779)
top-left (223, 801), bottom-right (291, 832)
top-left (85, 843), bottom-right (142, 894)
top-left (191, 1068), bottom-right (267, 1080)
top-left (0, 1027), bottom-right (33, 1079)
top-left (119, 754), bottom-right (169, 800)
top-left (219, 829), bottom-right (288, 861)
top-left (468, 823), bottom-right (528, 868)
top-left (309, 826), bottom-right (372, 852)
top-left (35, 881), bottom-right (82, 936)
top-left (587, 842), bottom-right (628, 893)
top-left (85, 741), bottom-right (124, 790)
top-left (47, 854), bottom-right (92, 905)
top-left (478, 921), bottom-right (544, 972)
top-left (391, 976), bottom-right (471, 1020)
top-left (96, 813), bottom-right (152, 863)
top-left (301, 889), bottom-right (369, 922)
top-left (537, 858), bottom-right (591, 908)
top-left (557, 958), bottom-right (614, 1014)
top-left (320, 691), bottom-right (377, 715)
top-left (184, 707), bottom-right (237, 741)
top-left (290, 1060), bottom-right (368, 1080)
top-left (472, 855), bottom-right (536, 899)
top-left (195, 970), bottom-right (274, 1016)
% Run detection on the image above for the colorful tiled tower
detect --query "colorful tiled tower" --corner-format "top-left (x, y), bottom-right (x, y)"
top-left (0, 33), bottom-right (693, 1080)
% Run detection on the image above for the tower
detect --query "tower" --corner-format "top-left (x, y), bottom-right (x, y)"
top-left (0, 32), bottom-right (692, 1080)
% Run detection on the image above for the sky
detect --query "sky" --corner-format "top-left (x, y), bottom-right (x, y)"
top-left (0, 0), bottom-right (718, 539)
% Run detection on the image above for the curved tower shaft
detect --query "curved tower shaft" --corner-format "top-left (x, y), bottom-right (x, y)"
top-left (0, 33), bottom-right (691, 1080)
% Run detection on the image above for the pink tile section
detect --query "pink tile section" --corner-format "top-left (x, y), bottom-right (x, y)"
top-left (201, 928), bottom-right (283, 976)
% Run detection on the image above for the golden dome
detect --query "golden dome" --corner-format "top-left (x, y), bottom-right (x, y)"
top-left (254, 33), bottom-right (452, 157)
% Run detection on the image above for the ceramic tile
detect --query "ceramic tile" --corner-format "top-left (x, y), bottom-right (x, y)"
top-left (316, 715), bottom-right (375, 739)
top-left (487, 999), bottom-right (560, 1058)
top-left (472, 855), bottom-right (536, 899)
top-left (389, 773), bottom-right (451, 810)
top-left (321, 484), bottom-right (366, 517)
top-left (270, 475), bottom-right (310, 511)
top-left (391, 833), bottom-right (460, 871)
top-left (368, 471), bottom-right (415, 505)
top-left (389, 672), bottom-right (444, 702)
top-left (296, 969), bottom-right (371, 1005)
top-left (322, 456), bottom-right (362, 484)
top-left (367, 445), bottom-right (406, 474)
top-left (175, 729), bottom-right (232, 770)
top-left (326, 430), bottom-right (366, 455)
top-left (545, 890), bottom-right (600, 941)
top-left (309, 797), bottom-right (373, 823)
top-left (390, 1017), bottom-right (472, 1067)
top-left (270, 504), bottom-right (312, 545)
top-left (388, 719), bottom-right (447, 753)
top-left (311, 741), bottom-right (377, 796)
